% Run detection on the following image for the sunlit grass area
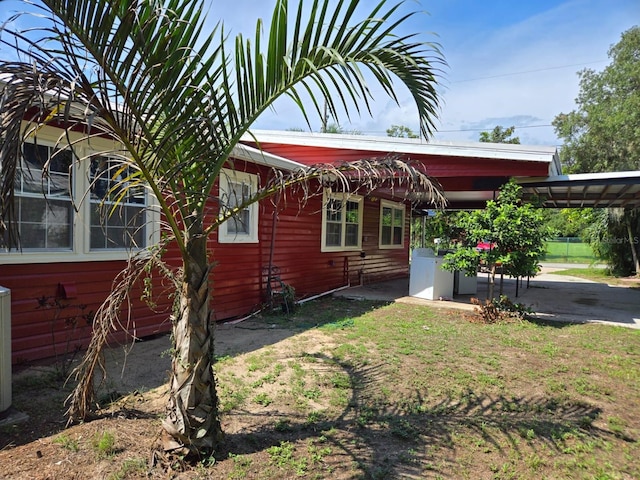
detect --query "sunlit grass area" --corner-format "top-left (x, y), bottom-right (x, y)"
top-left (551, 267), bottom-right (640, 287)
top-left (544, 240), bottom-right (599, 264)
top-left (211, 298), bottom-right (640, 479)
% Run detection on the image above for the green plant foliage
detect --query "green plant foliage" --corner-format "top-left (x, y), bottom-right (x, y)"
top-left (552, 26), bottom-right (640, 275)
top-left (0, 0), bottom-right (445, 455)
top-left (92, 431), bottom-right (116, 458)
top-left (442, 180), bottom-right (553, 298)
top-left (53, 434), bottom-right (80, 452)
top-left (386, 124), bottom-right (419, 138)
top-left (479, 125), bottom-right (520, 144)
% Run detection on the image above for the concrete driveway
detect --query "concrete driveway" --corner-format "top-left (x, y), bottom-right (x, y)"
top-left (334, 266), bottom-right (640, 329)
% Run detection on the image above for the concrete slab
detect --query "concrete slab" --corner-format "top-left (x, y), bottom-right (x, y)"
top-left (334, 267), bottom-right (640, 329)
top-left (0, 406), bottom-right (29, 427)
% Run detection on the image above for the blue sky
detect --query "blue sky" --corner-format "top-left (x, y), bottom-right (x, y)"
top-left (2, 0), bottom-right (638, 146)
top-left (221, 0), bottom-right (639, 146)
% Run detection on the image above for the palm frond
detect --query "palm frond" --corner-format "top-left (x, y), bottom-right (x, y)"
top-left (1, 0), bottom-right (444, 249)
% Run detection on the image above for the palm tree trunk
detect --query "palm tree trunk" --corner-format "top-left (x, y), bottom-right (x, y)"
top-left (162, 230), bottom-right (223, 455)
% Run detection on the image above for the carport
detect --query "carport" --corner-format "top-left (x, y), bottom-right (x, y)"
top-left (518, 171), bottom-right (640, 209)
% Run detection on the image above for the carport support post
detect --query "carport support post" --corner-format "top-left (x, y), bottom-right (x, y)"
top-left (626, 218), bottom-right (640, 274)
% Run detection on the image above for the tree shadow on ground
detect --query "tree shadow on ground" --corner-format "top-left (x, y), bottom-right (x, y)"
top-left (215, 354), bottom-right (621, 478)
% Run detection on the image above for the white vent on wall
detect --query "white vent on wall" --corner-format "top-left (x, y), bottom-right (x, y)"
top-left (0, 286), bottom-right (11, 413)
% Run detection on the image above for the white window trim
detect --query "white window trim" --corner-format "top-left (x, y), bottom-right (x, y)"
top-left (379, 199), bottom-right (405, 249)
top-left (321, 191), bottom-right (363, 252)
top-left (0, 125), bottom-right (161, 265)
top-left (218, 169), bottom-right (259, 244)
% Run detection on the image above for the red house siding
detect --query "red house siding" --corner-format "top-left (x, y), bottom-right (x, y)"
top-left (2, 158), bottom-right (410, 364)
top-left (245, 143), bottom-right (551, 179)
top-left (2, 261), bottom-right (173, 364)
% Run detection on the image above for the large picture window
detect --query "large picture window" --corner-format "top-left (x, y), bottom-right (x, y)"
top-left (12, 142), bottom-right (74, 250)
top-left (89, 156), bottom-right (147, 250)
top-left (321, 192), bottom-right (363, 251)
top-left (1, 133), bottom-right (159, 264)
top-left (218, 169), bottom-right (259, 243)
top-left (379, 200), bottom-right (405, 248)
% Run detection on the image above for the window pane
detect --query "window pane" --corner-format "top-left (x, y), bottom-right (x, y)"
top-left (90, 156), bottom-right (147, 250)
top-left (225, 180), bottom-right (252, 236)
top-left (345, 200), bottom-right (359, 224)
top-left (20, 224), bottom-right (46, 248)
top-left (326, 199), bottom-right (342, 222)
top-left (227, 210), bottom-right (250, 235)
top-left (90, 156), bottom-right (137, 203)
top-left (324, 196), bottom-right (361, 249)
top-left (393, 208), bottom-right (403, 227)
top-left (382, 207), bottom-right (392, 227)
top-left (17, 197), bottom-right (72, 250)
top-left (345, 223), bottom-right (359, 246)
top-left (20, 197), bottom-right (46, 222)
top-left (23, 143), bottom-right (48, 170)
top-left (90, 203), bottom-right (145, 250)
top-left (91, 225), bottom-right (106, 249)
top-left (393, 226), bottom-right (402, 245)
top-left (47, 222), bottom-right (72, 248)
top-left (381, 225), bottom-right (392, 245)
top-left (21, 144), bottom-right (71, 196)
top-left (325, 222), bottom-right (341, 246)
top-left (107, 227), bottom-right (126, 249)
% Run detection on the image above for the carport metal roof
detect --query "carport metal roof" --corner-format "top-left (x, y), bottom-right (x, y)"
top-left (518, 171), bottom-right (640, 209)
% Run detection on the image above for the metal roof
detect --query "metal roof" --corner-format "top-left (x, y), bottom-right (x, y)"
top-left (518, 171), bottom-right (640, 209)
top-left (243, 130), bottom-right (562, 174)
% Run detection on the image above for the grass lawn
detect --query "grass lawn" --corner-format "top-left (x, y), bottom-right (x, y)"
top-left (544, 240), bottom-right (598, 264)
top-left (551, 267), bottom-right (640, 287)
top-left (3, 298), bottom-right (639, 479)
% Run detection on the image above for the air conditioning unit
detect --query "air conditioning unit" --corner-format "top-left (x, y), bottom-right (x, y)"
top-left (0, 286), bottom-right (10, 413)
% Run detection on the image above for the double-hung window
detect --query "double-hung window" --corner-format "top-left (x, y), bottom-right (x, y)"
top-left (89, 156), bottom-right (147, 250)
top-left (321, 192), bottom-right (363, 251)
top-left (379, 200), bottom-right (405, 248)
top-left (1, 130), bottom-right (159, 264)
top-left (218, 169), bottom-right (259, 243)
top-left (11, 142), bottom-right (74, 250)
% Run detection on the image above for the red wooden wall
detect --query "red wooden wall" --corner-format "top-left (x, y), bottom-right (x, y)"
top-left (2, 162), bottom-right (409, 364)
top-left (1, 260), bottom-right (173, 364)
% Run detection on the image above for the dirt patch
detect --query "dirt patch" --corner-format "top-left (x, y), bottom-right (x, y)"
top-left (1, 302), bottom-right (376, 479)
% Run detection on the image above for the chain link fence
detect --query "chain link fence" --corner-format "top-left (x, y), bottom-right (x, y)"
top-left (543, 237), bottom-right (598, 263)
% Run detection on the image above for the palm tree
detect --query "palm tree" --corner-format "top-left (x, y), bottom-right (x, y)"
top-left (0, 0), bottom-right (444, 454)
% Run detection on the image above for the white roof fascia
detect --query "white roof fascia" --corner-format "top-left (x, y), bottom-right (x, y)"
top-left (231, 143), bottom-right (306, 172)
top-left (241, 130), bottom-right (559, 164)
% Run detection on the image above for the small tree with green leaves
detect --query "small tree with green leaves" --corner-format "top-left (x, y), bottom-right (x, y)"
top-left (442, 181), bottom-right (551, 299)
top-left (386, 124), bottom-right (419, 138)
top-left (479, 126), bottom-right (520, 144)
